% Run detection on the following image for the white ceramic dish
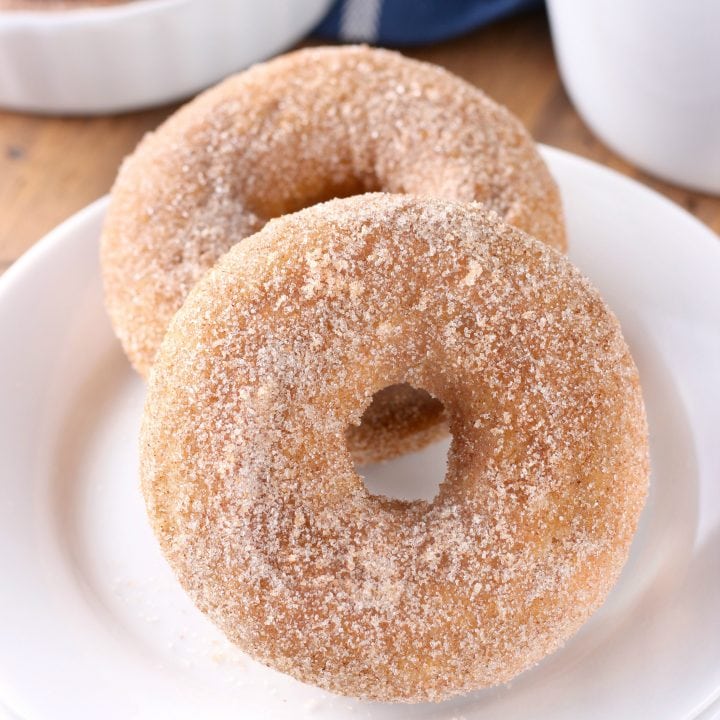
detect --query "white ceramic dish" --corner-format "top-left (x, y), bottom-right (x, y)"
top-left (0, 147), bottom-right (719, 719)
top-left (0, 0), bottom-right (332, 114)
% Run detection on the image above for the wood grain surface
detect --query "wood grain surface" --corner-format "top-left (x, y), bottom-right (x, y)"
top-left (0, 9), bottom-right (718, 273)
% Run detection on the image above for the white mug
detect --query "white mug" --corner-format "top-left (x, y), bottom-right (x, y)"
top-left (547, 0), bottom-right (720, 195)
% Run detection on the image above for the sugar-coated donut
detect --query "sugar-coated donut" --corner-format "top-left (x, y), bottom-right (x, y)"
top-left (141, 194), bottom-right (648, 703)
top-left (103, 44), bottom-right (566, 463)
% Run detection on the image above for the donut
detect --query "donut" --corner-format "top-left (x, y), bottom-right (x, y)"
top-left (103, 44), bottom-right (566, 463)
top-left (141, 194), bottom-right (648, 702)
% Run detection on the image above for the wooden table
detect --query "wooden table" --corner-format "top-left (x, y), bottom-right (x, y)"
top-left (1, 9), bottom-right (718, 274)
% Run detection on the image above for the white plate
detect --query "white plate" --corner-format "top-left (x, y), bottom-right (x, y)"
top-left (0, 147), bottom-right (719, 720)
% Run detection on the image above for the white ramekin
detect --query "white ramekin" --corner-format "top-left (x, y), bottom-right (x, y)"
top-left (0, 0), bottom-right (333, 115)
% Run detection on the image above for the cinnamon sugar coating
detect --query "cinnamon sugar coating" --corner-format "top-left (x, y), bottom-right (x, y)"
top-left (141, 194), bottom-right (647, 703)
top-left (103, 44), bottom-right (566, 462)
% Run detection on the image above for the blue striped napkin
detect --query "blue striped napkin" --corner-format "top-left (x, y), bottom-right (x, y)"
top-left (314, 0), bottom-right (540, 46)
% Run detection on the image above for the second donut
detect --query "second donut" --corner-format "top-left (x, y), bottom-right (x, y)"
top-left (102, 45), bottom-right (566, 462)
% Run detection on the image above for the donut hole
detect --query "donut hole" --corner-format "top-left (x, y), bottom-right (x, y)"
top-left (257, 176), bottom-right (378, 219)
top-left (349, 384), bottom-right (449, 502)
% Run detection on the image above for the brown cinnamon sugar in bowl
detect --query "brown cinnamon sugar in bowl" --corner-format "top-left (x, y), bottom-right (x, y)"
top-left (102, 44), bottom-right (566, 463)
top-left (0, 0), bottom-right (133, 9)
top-left (141, 194), bottom-right (648, 703)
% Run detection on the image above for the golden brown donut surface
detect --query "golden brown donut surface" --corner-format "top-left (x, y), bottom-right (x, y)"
top-left (141, 194), bottom-right (647, 703)
top-left (103, 44), bottom-right (565, 462)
